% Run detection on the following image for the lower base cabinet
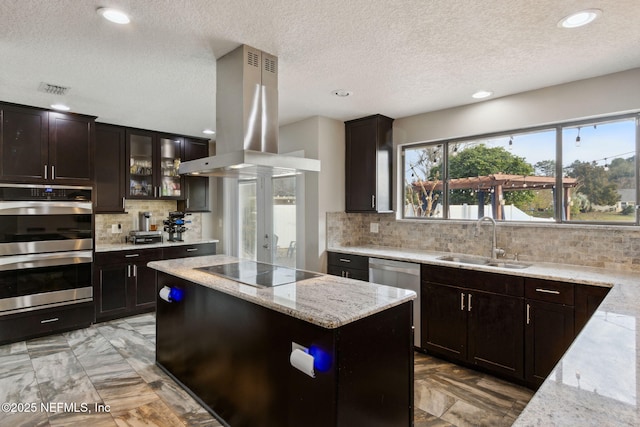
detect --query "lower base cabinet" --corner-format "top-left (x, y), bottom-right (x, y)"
top-left (422, 263), bottom-right (610, 388)
top-left (94, 248), bottom-right (163, 322)
top-left (422, 275), bottom-right (524, 380)
top-left (327, 252), bottom-right (369, 281)
top-left (94, 243), bottom-right (217, 322)
top-left (524, 299), bottom-right (574, 387)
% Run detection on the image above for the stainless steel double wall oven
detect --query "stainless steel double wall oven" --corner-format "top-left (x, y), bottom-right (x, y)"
top-left (0, 184), bottom-right (93, 316)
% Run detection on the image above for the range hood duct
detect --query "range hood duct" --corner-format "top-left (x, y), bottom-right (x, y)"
top-left (179, 45), bottom-right (320, 178)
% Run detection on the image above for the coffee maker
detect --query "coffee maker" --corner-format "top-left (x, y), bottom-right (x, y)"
top-left (129, 211), bottom-right (163, 244)
top-left (163, 211), bottom-right (188, 242)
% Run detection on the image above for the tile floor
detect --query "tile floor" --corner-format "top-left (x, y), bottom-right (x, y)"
top-left (0, 314), bottom-right (533, 426)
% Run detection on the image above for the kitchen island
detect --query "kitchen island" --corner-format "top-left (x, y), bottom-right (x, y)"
top-left (148, 255), bottom-right (416, 427)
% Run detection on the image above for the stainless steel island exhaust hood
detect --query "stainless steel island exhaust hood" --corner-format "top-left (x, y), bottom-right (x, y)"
top-left (179, 45), bottom-right (320, 178)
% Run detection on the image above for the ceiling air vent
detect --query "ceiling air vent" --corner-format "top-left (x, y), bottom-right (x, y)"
top-left (38, 82), bottom-right (71, 96)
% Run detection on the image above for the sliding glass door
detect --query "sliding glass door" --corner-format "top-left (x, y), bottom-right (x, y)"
top-left (237, 175), bottom-right (297, 267)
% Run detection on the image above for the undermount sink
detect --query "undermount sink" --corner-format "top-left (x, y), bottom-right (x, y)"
top-left (437, 255), bottom-right (491, 265)
top-left (437, 255), bottom-right (531, 269)
top-left (485, 261), bottom-right (531, 269)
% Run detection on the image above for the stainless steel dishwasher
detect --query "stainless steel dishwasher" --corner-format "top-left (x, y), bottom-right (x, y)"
top-left (369, 258), bottom-right (421, 347)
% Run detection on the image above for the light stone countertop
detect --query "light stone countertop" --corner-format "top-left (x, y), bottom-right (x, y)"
top-left (95, 238), bottom-right (219, 253)
top-left (329, 244), bottom-right (640, 427)
top-left (147, 254), bottom-right (416, 330)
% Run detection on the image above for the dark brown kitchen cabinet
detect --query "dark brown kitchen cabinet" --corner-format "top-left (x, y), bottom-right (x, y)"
top-left (575, 283), bottom-right (610, 334)
top-left (126, 129), bottom-right (183, 200)
top-left (327, 251), bottom-right (369, 281)
top-left (178, 137), bottom-right (210, 212)
top-left (0, 302), bottom-right (94, 345)
top-left (524, 278), bottom-right (575, 388)
top-left (524, 299), bottom-right (574, 388)
top-left (94, 248), bottom-right (163, 322)
top-left (421, 264), bottom-right (524, 381)
top-left (345, 114), bottom-right (393, 213)
top-left (422, 282), bottom-right (467, 358)
top-left (95, 123), bottom-right (126, 213)
top-left (0, 103), bottom-right (94, 184)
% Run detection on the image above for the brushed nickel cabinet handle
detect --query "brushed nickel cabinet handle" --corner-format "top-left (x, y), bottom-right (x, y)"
top-left (125, 254), bottom-right (140, 258)
top-left (468, 294), bottom-right (472, 312)
top-left (461, 293), bottom-right (465, 311)
top-left (40, 317), bottom-right (59, 324)
top-left (51, 165), bottom-right (55, 180)
top-left (186, 248), bottom-right (198, 252)
top-left (371, 195), bottom-right (376, 208)
top-left (526, 303), bottom-right (531, 325)
top-left (339, 258), bottom-right (351, 263)
top-left (44, 165), bottom-right (48, 179)
top-left (535, 288), bottom-right (560, 295)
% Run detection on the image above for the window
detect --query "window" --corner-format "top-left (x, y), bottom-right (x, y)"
top-left (401, 114), bottom-right (639, 224)
top-left (562, 119), bottom-right (636, 223)
top-left (404, 144), bottom-right (443, 218)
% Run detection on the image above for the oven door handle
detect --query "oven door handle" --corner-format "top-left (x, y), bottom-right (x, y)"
top-left (0, 201), bottom-right (92, 215)
top-left (0, 251), bottom-right (93, 271)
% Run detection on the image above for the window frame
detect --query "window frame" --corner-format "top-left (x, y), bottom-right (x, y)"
top-left (399, 112), bottom-right (640, 226)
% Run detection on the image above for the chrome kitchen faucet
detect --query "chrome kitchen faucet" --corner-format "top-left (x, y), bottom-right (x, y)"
top-left (475, 216), bottom-right (505, 259)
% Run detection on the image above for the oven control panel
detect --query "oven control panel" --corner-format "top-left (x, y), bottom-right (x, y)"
top-left (0, 184), bottom-right (91, 201)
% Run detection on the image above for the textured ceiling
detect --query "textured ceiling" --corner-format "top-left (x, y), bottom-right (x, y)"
top-left (1, 0), bottom-right (639, 138)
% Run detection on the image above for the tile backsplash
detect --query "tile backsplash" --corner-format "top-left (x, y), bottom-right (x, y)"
top-left (327, 212), bottom-right (640, 272)
top-left (95, 200), bottom-right (202, 244)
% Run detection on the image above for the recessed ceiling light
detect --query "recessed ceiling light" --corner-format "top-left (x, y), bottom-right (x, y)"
top-left (332, 89), bottom-right (353, 97)
top-left (202, 129), bottom-right (216, 135)
top-left (558, 9), bottom-right (602, 28)
top-left (471, 90), bottom-right (493, 99)
top-left (97, 7), bottom-right (131, 25)
top-left (50, 103), bottom-right (70, 111)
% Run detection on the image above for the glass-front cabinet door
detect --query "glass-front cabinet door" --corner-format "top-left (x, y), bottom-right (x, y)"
top-left (127, 130), bottom-right (154, 198)
top-left (158, 135), bottom-right (182, 198)
top-left (126, 130), bottom-right (183, 199)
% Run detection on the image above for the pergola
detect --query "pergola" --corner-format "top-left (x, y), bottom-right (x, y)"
top-left (412, 173), bottom-right (579, 220)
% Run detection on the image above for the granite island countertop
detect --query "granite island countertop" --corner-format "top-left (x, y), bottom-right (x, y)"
top-left (329, 244), bottom-right (640, 426)
top-left (147, 254), bottom-right (416, 330)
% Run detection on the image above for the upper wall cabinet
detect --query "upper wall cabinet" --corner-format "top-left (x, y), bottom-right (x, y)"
top-left (178, 137), bottom-right (210, 212)
top-left (126, 129), bottom-right (183, 200)
top-left (0, 103), bottom-right (95, 185)
top-left (345, 114), bottom-right (393, 213)
top-left (95, 123), bottom-right (126, 213)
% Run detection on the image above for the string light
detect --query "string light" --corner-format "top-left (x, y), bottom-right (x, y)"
top-left (575, 127), bottom-right (581, 147)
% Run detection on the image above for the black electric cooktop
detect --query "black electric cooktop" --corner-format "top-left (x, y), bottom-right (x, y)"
top-left (196, 260), bottom-right (320, 287)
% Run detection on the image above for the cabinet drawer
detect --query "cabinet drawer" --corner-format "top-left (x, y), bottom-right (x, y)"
top-left (162, 243), bottom-right (216, 260)
top-left (0, 302), bottom-right (94, 344)
top-left (96, 248), bottom-right (163, 266)
top-left (525, 278), bottom-right (574, 305)
top-left (328, 252), bottom-right (369, 271)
